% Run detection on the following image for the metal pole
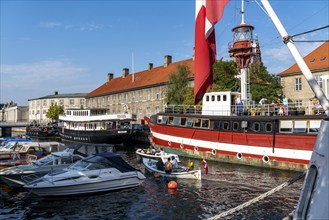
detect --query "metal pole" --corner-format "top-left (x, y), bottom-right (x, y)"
top-left (260, 0), bottom-right (329, 116)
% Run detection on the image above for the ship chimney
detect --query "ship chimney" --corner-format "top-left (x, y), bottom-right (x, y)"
top-left (148, 63), bottom-right (153, 70)
top-left (122, 68), bottom-right (129, 78)
top-left (108, 73), bottom-right (114, 81)
top-left (164, 55), bottom-right (172, 67)
top-left (54, 91), bottom-right (58, 95)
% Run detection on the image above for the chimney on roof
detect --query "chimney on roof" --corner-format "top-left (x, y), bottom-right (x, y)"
top-left (148, 63), bottom-right (153, 70)
top-left (122, 68), bottom-right (129, 78)
top-left (108, 73), bottom-right (114, 81)
top-left (54, 91), bottom-right (58, 95)
top-left (164, 55), bottom-right (172, 67)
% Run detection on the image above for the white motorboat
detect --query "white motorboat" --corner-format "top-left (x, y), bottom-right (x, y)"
top-left (24, 152), bottom-right (146, 197)
top-left (136, 148), bottom-right (180, 163)
top-left (0, 143), bottom-right (115, 187)
top-left (142, 158), bottom-right (201, 180)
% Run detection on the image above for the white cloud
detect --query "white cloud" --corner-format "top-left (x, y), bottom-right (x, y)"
top-left (40, 21), bottom-right (62, 28)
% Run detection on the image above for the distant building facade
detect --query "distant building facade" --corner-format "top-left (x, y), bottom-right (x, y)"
top-left (0, 102), bottom-right (28, 122)
top-left (28, 91), bottom-right (87, 124)
top-left (85, 55), bottom-right (194, 124)
top-left (278, 41), bottom-right (329, 107)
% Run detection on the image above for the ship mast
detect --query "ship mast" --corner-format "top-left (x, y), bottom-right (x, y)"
top-left (260, 0), bottom-right (329, 116)
top-left (229, 0), bottom-right (260, 104)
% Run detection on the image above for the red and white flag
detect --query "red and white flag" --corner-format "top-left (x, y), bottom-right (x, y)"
top-left (194, 0), bottom-right (230, 104)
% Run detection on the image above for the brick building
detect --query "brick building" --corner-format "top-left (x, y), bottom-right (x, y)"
top-left (278, 41), bottom-right (329, 106)
top-left (86, 55), bottom-right (194, 124)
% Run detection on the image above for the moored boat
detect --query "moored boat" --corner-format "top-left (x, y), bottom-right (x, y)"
top-left (142, 157), bottom-right (201, 180)
top-left (24, 152), bottom-right (146, 197)
top-left (58, 108), bottom-right (136, 144)
top-left (0, 142), bottom-right (115, 187)
top-left (135, 148), bottom-right (180, 162)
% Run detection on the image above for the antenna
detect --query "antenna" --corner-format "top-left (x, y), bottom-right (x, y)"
top-left (241, 0), bottom-right (245, 24)
top-left (132, 52), bottom-right (135, 82)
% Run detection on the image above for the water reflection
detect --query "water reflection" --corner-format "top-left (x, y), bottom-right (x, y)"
top-left (0, 146), bottom-right (302, 219)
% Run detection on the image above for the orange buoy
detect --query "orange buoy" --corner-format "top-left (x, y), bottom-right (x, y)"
top-left (167, 180), bottom-right (177, 189)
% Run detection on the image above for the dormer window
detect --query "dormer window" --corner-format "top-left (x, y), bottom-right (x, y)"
top-left (320, 56), bottom-right (326, 62)
top-left (310, 58), bottom-right (315, 63)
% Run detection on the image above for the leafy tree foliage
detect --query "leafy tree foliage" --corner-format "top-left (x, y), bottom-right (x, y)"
top-left (46, 103), bottom-right (64, 122)
top-left (165, 65), bottom-right (190, 105)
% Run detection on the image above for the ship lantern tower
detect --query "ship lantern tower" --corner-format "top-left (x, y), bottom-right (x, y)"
top-left (229, 0), bottom-right (259, 104)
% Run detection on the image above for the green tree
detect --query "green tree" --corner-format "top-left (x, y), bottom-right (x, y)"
top-left (46, 103), bottom-right (64, 123)
top-left (165, 65), bottom-right (190, 105)
top-left (211, 60), bottom-right (239, 92)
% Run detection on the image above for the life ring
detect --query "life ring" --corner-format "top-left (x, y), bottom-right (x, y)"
top-left (180, 143), bottom-right (184, 149)
top-left (211, 149), bottom-right (216, 156)
top-left (262, 155), bottom-right (270, 163)
top-left (236, 152), bottom-right (243, 159)
top-left (194, 146), bottom-right (198, 152)
top-left (168, 141), bottom-right (171, 146)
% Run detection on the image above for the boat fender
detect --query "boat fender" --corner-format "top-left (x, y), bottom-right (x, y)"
top-left (211, 149), bottom-right (216, 156)
top-left (168, 141), bottom-right (171, 146)
top-left (180, 143), bottom-right (184, 149)
top-left (194, 146), bottom-right (198, 152)
top-left (262, 155), bottom-right (270, 163)
top-left (168, 180), bottom-right (177, 189)
top-left (237, 152), bottom-right (243, 159)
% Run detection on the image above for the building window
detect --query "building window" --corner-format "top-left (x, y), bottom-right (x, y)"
top-left (139, 108), bottom-right (143, 119)
top-left (50, 99), bottom-right (55, 105)
top-left (155, 87), bottom-right (160, 100)
top-left (125, 93), bottom-right (128, 103)
top-left (43, 100), bottom-right (47, 106)
top-left (295, 100), bottom-right (302, 107)
top-left (43, 110), bottom-right (47, 114)
top-left (69, 99), bottom-right (75, 105)
top-left (295, 78), bottom-right (302, 91)
top-left (37, 101), bottom-right (40, 107)
top-left (315, 75), bottom-right (323, 89)
top-left (107, 96), bottom-right (110, 105)
top-left (112, 95), bottom-right (116, 103)
top-left (60, 99), bottom-right (64, 105)
top-left (102, 97), bottom-right (105, 106)
top-left (147, 89), bottom-right (151, 100)
top-left (139, 91), bottom-right (143, 101)
top-left (118, 94), bottom-right (122, 104)
top-left (80, 99), bottom-right (84, 106)
top-left (132, 92), bottom-right (135, 102)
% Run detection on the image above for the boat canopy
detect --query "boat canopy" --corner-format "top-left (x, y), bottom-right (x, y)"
top-left (83, 152), bottom-right (137, 173)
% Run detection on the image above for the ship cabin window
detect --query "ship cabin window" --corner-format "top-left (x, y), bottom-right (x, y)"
top-left (233, 122), bottom-right (239, 131)
top-left (217, 95), bottom-right (221, 101)
top-left (253, 122), bottom-right (261, 132)
top-left (211, 95), bottom-right (215, 101)
top-left (201, 119), bottom-right (209, 128)
top-left (194, 118), bottom-right (201, 127)
top-left (265, 123), bottom-right (272, 132)
top-left (206, 96), bottom-right (210, 102)
top-left (280, 120), bottom-right (293, 133)
top-left (294, 120), bottom-right (307, 133)
top-left (162, 116), bottom-right (168, 124)
top-left (157, 116), bottom-right (162, 124)
top-left (309, 120), bottom-right (321, 133)
top-left (168, 117), bottom-right (174, 125)
top-left (173, 117), bottom-right (180, 126)
top-left (222, 121), bottom-right (230, 131)
top-left (223, 95), bottom-right (227, 102)
top-left (180, 117), bottom-right (187, 126)
top-left (187, 118), bottom-right (193, 127)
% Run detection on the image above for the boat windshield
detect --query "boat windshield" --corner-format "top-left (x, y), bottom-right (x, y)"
top-left (34, 154), bottom-right (54, 166)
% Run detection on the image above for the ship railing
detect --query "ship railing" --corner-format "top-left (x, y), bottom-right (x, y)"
top-left (164, 101), bottom-right (324, 116)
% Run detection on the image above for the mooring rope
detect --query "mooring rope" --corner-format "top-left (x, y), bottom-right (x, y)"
top-left (207, 172), bottom-right (306, 220)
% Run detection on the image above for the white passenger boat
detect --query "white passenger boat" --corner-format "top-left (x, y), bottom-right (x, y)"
top-left (24, 152), bottom-right (146, 197)
top-left (0, 143), bottom-right (115, 187)
top-left (142, 158), bottom-right (201, 180)
top-left (135, 148), bottom-right (180, 163)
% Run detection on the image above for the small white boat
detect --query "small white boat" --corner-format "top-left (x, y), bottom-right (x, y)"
top-left (136, 148), bottom-right (180, 162)
top-left (24, 152), bottom-right (146, 197)
top-left (142, 158), bottom-right (201, 180)
top-left (0, 143), bottom-right (115, 187)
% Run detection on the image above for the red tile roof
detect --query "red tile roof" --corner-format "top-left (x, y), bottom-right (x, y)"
top-left (278, 41), bottom-right (329, 76)
top-left (86, 58), bottom-right (194, 98)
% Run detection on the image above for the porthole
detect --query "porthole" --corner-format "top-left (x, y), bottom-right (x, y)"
top-left (194, 146), bottom-right (198, 152)
top-left (212, 149), bottom-right (216, 155)
top-left (180, 143), bottom-right (184, 149)
top-left (262, 155), bottom-right (270, 163)
top-left (237, 152), bottom-right (243, 159)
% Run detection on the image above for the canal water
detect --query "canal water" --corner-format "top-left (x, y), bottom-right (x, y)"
top-left (0, 142), bottom-right (303, 219)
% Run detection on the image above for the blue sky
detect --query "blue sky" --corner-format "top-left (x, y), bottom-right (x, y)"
top-left (1, 0), bottom-right (328, 105)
